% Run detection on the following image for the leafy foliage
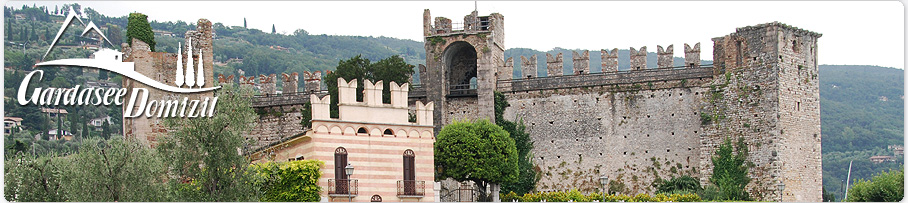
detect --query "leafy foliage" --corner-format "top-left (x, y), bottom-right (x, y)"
top-left (4, 154), bottom-right (67, 201)
top-left (157, 84), bottom-right (260, 201)
top-left (435, 119), bottom-right (518, 201)
top-left (60, 137), bottom-right (168, 201)
top-left (495, 92), bottom-right (538, 196)
top-left (819, 65), bottom-right (903, 199)
top-left (845, 169), bottom-right (903, 202)
top-left (253, 160), bottom-right (324, 202)
top-left (654, 175), bottom-right (702, 195)
top-left (324, 55), bottom-right (414, 117)
top-left (709, 137), bottom-right (750, 201)
top-left (502, 190), bottom-right (701, 202)
top-left (126, 12), bottom-right (155, 51)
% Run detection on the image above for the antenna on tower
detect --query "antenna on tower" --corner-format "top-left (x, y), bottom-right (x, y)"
top-left (474, 1), bottom-right (477, 12)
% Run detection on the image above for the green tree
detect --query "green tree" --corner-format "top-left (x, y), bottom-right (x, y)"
top-left (822, 186), bottom-right (836, 202)
top-left (709, 137), bottom-right (750, 201)
top-left (271, 24), bottom-right (276, 34)
top-left (4, 154), bottom-right (67, 201)
top-left (370, 55), bottom-right (415, 103)
top-left (126, 12), bottom-right (155, 51)
top-left (243, 17), bottom-right (247, 28)
top-left (324, 55), bottom-right (414, 118)
top-left (435, 119), bottom-right (518, 201)
top-left (100, 119), bottom-right (110, 139)
top-left (61, 138), bottom-right (168, 201)
top-left (157, 84), bottom-right (259, 201)
top-left (253, 160), bottom-right (324, 202)
top-left (845, 169), bottom-right (903, 202)
top-left (107, 24), bottom-right (122, 47)
top-left (494, 92), bottom-right (537, 195)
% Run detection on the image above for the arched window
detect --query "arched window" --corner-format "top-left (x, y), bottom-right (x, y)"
top-left (334, 147), bottom-right (349, 194)
top-left (383, 129), bottom-right (393, 136)
top-left (357, 127), bottom-right (368, 134)
top-left (402, 149), bottom-right (416, 195)
top-left (371, 194), bottom-right (382, 202)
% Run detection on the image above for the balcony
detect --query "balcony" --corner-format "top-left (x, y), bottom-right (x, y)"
top-left (447, 84), bottom-right (477, 97)
top-left (397, 180), bottom-right (426, 198)
top-left (327, 179), bottom-right (358, 197)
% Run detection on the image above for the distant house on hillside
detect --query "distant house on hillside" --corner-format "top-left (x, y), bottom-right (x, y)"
top-left (889, 145), bottom-right (903, 156)
top-left (46, 129), bottom-right (74, 141)
top-left (41, 108), bottom-right (68, 118)
top-left (4, 117), bottom-right (23, 134)
top-left (153, 29), bottom-right (175, 37)
top-left (869, 155), bottom-right (895, 163)
top-left (89, 116), bottom-right (112, 131)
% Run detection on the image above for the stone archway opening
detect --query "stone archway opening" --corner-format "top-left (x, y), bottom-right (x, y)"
top-left (443, 41), bottom-right (478, 97)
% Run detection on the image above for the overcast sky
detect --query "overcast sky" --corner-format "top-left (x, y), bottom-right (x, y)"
top-left (7, 1), bottom-right (905, 69)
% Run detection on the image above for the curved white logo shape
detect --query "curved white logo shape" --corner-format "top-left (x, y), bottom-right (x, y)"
top-left (35, 59), bottom-right (220, 93)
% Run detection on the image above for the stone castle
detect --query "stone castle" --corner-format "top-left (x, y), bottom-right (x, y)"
top-left (411, 10), bottom-right (820, 201)
top-left (122, 19), bottom-right (215, 147)
top-left (124, 10), bottom-right (821, 202)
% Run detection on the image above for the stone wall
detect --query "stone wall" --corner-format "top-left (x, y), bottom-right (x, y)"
top-left (573, 50), bottom-right (590, 75)
top-left (502, 75), bottom-right (712, 194)
top-left (546, 53), bottom-right (563, 77)
top-left (601, 48), bottom-right (619, 73)
top-left (630, 46), bottom-right (647, 70)
top-left (702, 22), bottom-right (821, 202)
top-left (122, 19), bottom-right (214, 147)
top-left (657, 45), bottom-right (674, 68)
top-left (411, 13), bottom-right (823, 201)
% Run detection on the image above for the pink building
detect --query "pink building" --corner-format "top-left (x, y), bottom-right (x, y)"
top-left (251, 78), bottom-right (436, 202)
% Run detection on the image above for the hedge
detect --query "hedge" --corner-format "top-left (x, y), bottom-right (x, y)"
top-left (252, 160), bottom-right (324, 202)
top-left (501, 190), bottom-right (701, 202)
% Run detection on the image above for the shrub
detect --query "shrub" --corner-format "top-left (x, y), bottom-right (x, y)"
top-left (846, 169), bottom-right (903, 202)
top-left (500, 190), bottom-right (700, 202)
top-left (253, 160), bottom-right (324, 202)
top-left (654, 175), bottom-right (702, 195)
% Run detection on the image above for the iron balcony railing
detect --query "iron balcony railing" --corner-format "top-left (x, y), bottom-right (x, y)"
top-left (448, 84), bottom-right (477, 97)
top-left (409, 84), bottom-right (427, 98)
top-left (327, 179), bottom-right (358, 196)
top-left (397, 180), bottom-right (426, 197)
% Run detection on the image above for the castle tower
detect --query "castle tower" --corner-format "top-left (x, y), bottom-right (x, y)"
top-left (422, 9), bottom-right (504, 129)
top-left (122, 19), bottom-right (215, 147)
top-left (706, 22), bottom-right (821, 201)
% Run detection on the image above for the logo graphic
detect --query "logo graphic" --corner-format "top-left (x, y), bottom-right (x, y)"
top-left (19, 8), bottom-right (221, 118)
top-left (34, 8), bottom-right (220, 93)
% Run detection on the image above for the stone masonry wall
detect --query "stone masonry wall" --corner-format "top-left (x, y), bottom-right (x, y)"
top-left (123, 19), bottom-right (214, 147)
top-left (701, 22), bottom-right (821, 202)
top-left (247, 104), bottom-right (306, 150)
top-left (502, 78), bottom-right (712, 194)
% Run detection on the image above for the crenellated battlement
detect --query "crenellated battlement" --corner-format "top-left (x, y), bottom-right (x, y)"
top-left (313, 78), bottom-right (432, 125)
top-left (684, 43), bottom-right (701, 67)
top-left (572, 50), bottom-right (590, 75)
top-left (492, 43), bottom-right (703, 83)
top-left (657, 45), bottom-right (674, 68)
top-left (630, 46), bottom-right (647, 70)
top-left (423, 9), bottom-right (503, 38)
top-left (601, 48), bottom-right (619, 73)
top-left (546, 53), bottom-right (564, 77)
top-left (521, 55), bottom-right (538, 78)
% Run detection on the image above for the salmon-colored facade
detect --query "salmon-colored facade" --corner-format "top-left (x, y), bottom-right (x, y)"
top-left (251, 78), bottom-right (435, 202)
